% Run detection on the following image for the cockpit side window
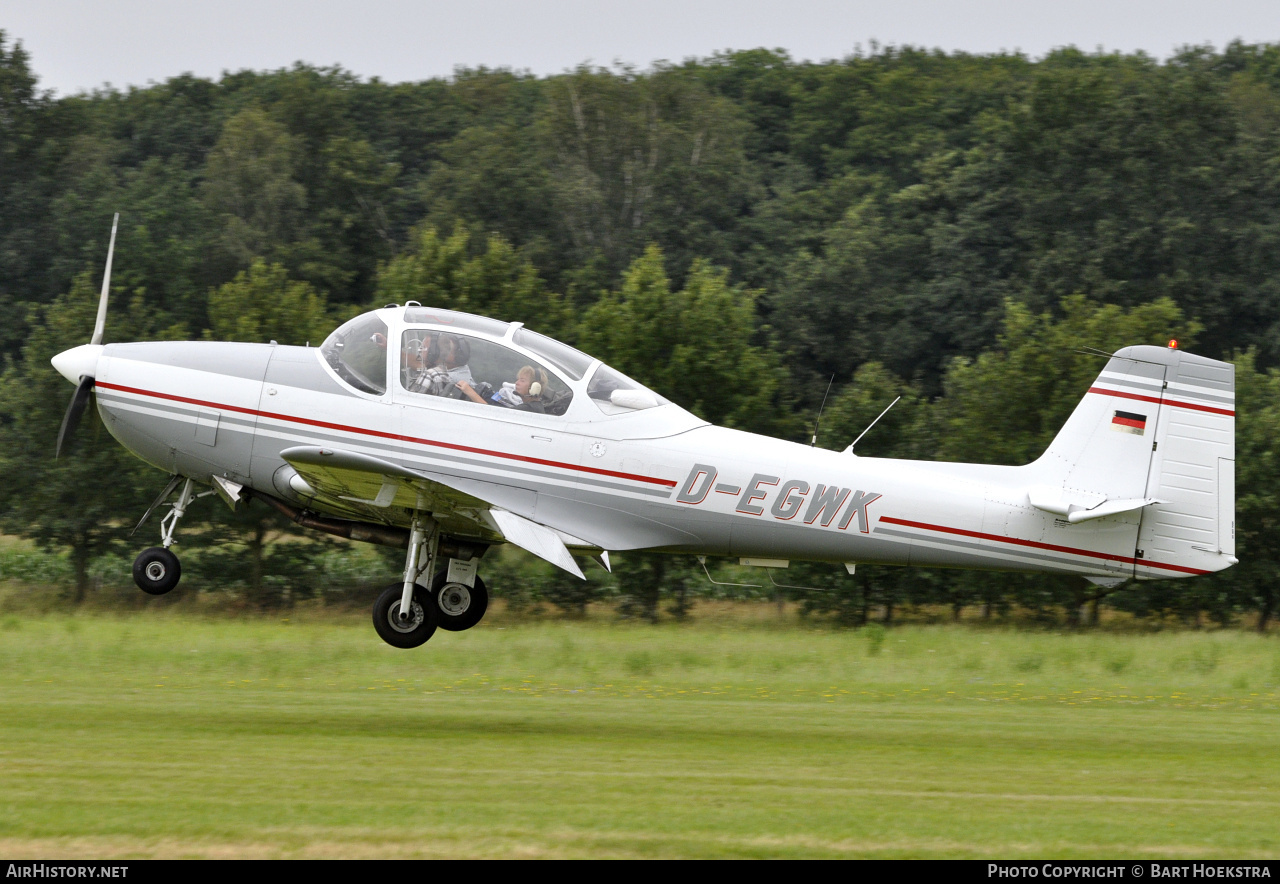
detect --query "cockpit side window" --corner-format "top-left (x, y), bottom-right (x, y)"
top-left (400, 330), bottom-right (573, 416)
top-left (319, 314), bottom-right (389, 395)
top-left (511, 328), bottom-right (594, 381)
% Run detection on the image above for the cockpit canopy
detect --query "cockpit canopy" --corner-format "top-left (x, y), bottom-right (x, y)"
top-left (319, 312), bottom-right (389, 395)
top-left (319, 306), bottom-right (666, 417)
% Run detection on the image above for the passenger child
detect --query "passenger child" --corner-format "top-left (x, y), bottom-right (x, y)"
top-left (489, 365), bottom-right (547, 408)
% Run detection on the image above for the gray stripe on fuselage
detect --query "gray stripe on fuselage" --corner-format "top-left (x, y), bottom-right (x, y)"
top-left (100, 387), bottom-right (673, 499)
top-left (875, 526), bottom-right (1119, 574)
top-left (97, 391), bottom-right (258, 432)
top-left (256, 416), bottom-right (675, 498)
top-left (396, 443), bottom-right (675, 499)
top-left (97, 393), bottom-right (254, 432)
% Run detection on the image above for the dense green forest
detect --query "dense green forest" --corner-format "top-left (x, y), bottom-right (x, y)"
top-left (2, 31), bottom-right (1279, 628)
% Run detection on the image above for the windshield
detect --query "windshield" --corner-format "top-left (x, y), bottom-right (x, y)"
top-left (319, 313), bottom-right (389, 395)
top-left (585, 364), bottom-right (665, 414)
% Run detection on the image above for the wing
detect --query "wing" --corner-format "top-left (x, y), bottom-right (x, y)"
top-left (280, 446), bottom-right (584, 578)
top-left (281, 445), bottom-right (497, 540)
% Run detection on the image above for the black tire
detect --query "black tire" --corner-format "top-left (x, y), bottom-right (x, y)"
top-left (431, 572), bottom-right (488, 632)
top-left (133, 547), bottom-right (181, 595)
top-left (372, 582), bottom-right (438, 649)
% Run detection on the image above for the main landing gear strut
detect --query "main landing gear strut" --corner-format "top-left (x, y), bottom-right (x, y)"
top-left (373, 512), bottom-right (438, 648)
top-left (371, 509), bottom-right (489, 649)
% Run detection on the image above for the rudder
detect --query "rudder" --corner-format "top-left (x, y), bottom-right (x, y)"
top-left (1133, 347), bottom-right (1236, 578)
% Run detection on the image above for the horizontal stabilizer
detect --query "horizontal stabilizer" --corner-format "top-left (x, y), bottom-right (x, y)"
top-left (488, 508), bottom-right (585, 579)
top-left (1027, 486), bottom-right (1160, 523)
top-left (1067, 497), bottom-right (1162, 524)
top-left (1026, 486), bottom-right (1105, 517)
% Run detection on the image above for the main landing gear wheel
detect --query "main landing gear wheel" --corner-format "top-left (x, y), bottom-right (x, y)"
top-left (431, 572), bottom-right (488, 632)
top-left (373, 583), bottom-right (438, 649)
top-left (132, 547), bottom-right (181, 595)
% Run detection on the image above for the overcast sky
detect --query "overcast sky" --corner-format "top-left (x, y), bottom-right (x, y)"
top-left (5, 0), bottom-right (1280, 97)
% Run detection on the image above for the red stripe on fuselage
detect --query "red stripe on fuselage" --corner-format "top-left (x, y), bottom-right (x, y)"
top-left (1088, 386), bottom-right (1235, 417)
top-left (880, 516), bottom-right (1211, 575)
top-left (95, 381), bottom-right (679, 488)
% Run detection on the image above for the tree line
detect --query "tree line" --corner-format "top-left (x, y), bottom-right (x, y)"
top-left (2, 32), bottom-right (1279, 627)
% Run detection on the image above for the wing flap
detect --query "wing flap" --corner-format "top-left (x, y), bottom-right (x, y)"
top-left (280, 446), bottom-right (588, 577)
top-left (280, 446), bottom-right (497, 538)
top-left (488, 509), bottom-right (585, 579)
top-left (436, 472), bottom-right (701, 552)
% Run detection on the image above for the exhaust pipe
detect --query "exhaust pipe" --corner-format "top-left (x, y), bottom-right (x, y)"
top-left (247, 490), bottom-right (487, 559)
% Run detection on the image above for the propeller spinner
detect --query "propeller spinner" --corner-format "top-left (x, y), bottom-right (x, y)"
top-left (52, 213), bottom-right (118, 458)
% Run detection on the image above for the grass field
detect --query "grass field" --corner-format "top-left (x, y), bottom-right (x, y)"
top-left (1, 607), bottom-right (1278, 858)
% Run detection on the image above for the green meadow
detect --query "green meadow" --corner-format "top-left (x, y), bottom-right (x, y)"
top-left (0, 609), bottom-right (1277, 858)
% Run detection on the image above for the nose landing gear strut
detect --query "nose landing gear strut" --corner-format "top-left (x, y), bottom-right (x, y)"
top-left (131, 476), bottom-right (214, 596)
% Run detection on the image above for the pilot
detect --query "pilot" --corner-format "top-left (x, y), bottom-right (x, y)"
top-left (486, 365), bottom-right (548, 408)
top-left (400, 334), bottom-right (438, 385)
top-left (407, 334), bottom-right (474, 396)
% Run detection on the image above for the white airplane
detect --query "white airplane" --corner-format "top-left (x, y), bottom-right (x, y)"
top-left (51, 217), bottom-right (1237, 647)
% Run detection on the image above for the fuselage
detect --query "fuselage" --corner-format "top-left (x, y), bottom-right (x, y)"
top-left (81, 307), bottom-right (1235, 583)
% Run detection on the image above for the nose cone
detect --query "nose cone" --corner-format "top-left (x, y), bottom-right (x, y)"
top-left (51, 344), bottom-right (104, 384)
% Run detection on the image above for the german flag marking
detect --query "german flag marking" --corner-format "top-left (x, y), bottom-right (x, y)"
top-left (1111, 409), bottom-right (1147, 435)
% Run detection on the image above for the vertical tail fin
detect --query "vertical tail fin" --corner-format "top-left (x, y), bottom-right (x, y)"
top-left (1030, 345), bottom-right (1236, 578)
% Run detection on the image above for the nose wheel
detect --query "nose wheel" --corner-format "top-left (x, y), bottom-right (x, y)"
top-left (132, 547), bottom-right (182, 595)
top-left (130, 476), bottom-right (214, 597)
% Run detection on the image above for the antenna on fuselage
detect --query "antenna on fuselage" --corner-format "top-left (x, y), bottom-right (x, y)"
top-left (810, 374), bottom-right (835, 447)
top-left (844, 395), bottom-right (901, 454)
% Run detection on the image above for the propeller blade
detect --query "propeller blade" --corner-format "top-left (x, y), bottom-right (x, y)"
top-left (89, 213), bottom-right (119, 347)
top-left (55, 376), bottom-right (95, 459)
